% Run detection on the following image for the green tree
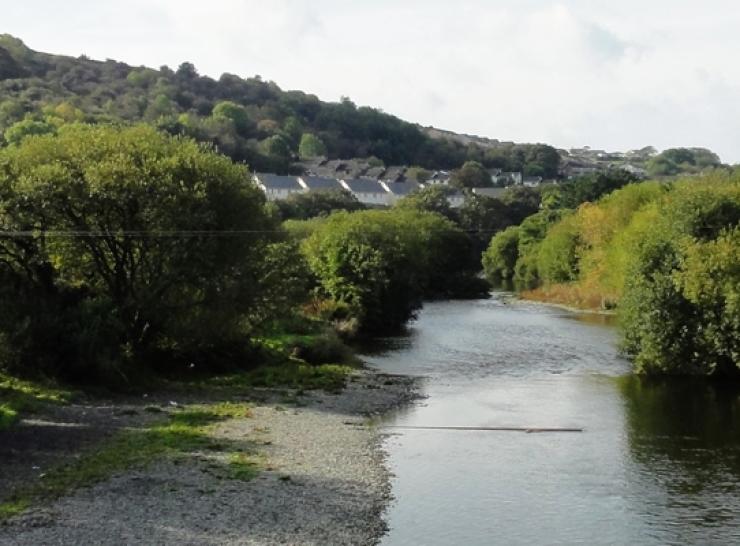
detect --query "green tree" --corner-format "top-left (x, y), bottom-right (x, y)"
top-left (298, 133), bottom-right (328, 160)
top-left (405, 167), bottom-right (432, 183)
top-left (212, 100), bottom-right (254, 137)
top-left (395, 185), bottom-right (457, 221)
top-left (3, 118), bottom-right (56, 146)
top-left (302, 209), bottom-right (484, 333)
top-left (451, 161), bottom-right (492, 189)
top-left (0, 124), bottom-right (285, 380)
top-left (482, 226), bottom-right (521, 284)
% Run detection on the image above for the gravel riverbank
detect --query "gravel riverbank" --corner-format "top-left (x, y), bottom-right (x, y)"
top-left (0, 370), bottom-right (419, 546)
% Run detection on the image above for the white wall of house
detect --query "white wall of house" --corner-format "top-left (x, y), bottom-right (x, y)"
top-left (260, 186), bottom-right (305, 201)
top-left (355, 191), bottom-right (390, 206)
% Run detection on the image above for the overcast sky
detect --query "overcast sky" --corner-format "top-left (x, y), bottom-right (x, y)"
top-left (5, 1), bottom-right (740, 162)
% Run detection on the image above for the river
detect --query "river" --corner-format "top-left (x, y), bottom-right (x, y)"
top-left (361, 296), bottom-right (740, 546)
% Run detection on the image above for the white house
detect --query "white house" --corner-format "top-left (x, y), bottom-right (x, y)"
top-left (341, 178), bottom-right (390, 206)
top-left (254, 173), bottom-right (304, 201)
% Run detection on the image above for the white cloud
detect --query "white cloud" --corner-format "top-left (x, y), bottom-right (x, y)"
top-left (4, 0), bottom-right (740, 162)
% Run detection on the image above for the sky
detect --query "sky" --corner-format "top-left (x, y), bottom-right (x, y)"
top-left (4, 0), bottom-right (740, 162)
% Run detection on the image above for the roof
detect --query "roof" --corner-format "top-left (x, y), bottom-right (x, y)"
top-left (342, 179), bottom-right (387, 194)
top-left (300, 176), bottom-right (342, 190)
top-left (385, 181), bottom-right (421, 196)
top-left (255, 173), bottom-right (302, 190)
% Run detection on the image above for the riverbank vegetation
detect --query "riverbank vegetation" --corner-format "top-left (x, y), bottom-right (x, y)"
top-left (0, 124), bottom-right (487, 412)
top-left (483, 172), bottom-right (739, 376)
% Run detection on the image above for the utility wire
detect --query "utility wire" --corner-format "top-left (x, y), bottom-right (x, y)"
top-left (0, 229), bottom-right (507, 238)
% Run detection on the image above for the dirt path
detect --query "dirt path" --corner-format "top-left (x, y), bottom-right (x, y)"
top-left (0, 371), bottom-right (418, 546)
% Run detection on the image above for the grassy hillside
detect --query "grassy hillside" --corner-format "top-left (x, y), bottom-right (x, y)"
top-left (0, 34), bottom-right (563, 177)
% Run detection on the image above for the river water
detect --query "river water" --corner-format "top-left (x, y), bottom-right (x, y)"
top-left (361, 296), bottom-right (740, 546)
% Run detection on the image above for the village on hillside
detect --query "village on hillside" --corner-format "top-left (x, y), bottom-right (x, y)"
top-left (254, 145), bottom-right (653, 206)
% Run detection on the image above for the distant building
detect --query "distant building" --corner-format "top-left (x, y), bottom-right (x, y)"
top-left (492, 172), bottom-right (523, 186)
top-left (523, 176), bottom-right (544, 187)
top-left (340, 178), bottom-right (390, 206)
top-left (298, 176), bottom-right (343, 191)
top-left (254, 173), bottom-right (304, 201)
top-left (427, 171), bottom-right (452, 185)
top-left (623, 164), bottom-right (647, 176)
top-left (381, 181), bottom-right (421, 204)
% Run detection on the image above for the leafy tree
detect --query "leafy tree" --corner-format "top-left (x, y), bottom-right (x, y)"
top-left (482, 226), bottom-right (521, 284)
top-left (523, 144), bottom-right (561, 177)
top-left (302, 209), bottom-right (484, 334)
top-left (555, 170), bottom-right (638, 209)
top-left (212, 100), bottom-right (254, 136)
top-left (405, 167), bottom-right (432, 183)
top-left (0, 124), bottom-right (287, 380)
top-left (298, 133), bottom-right (327, 160)
top-left (451, 161), bottom-right (491, 189)
top-left (458, 195), bottom-right (515, 255)
top-left (395, 185), bottom-right (457, 221)
top-left (501, 186), bottom-right (542, 224)
top-left (648, 148), bottom-right (723, 177)
top-left (3, 118), bottom-right (56, 145)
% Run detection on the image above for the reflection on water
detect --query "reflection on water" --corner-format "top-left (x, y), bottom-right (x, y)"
top-left (619, 377), bottom-right (740, 538)
top-left (363, 298), bottom-right (740, 546)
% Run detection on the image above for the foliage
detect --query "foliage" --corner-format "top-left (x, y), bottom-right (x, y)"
top-left (395, 185), bottom-right (457, 221)
top-left (3, 118), bottom-right (56, 146)
top-left (544, 170), bottom-right (638, 209)
top-left (274, 188), bottom-right (364, 221)
top-left (482, 226), bottom-right (520, 284)
top-left (298, 133), bottom-right (327, 160)
top-left (0, 35), bottom-right (548, 174)
top-left (458, 195), bottom-right (516, 256)
top-left (451, 161), bottom-right (491, 189)
top-left (405, 166), bottom-right (432, 183)
top-left (302, 209), bottom-right (484, 334)
top-left (0, 125), bottom-right (292, 381)
top-left (494, 170), bottom-right (739, 376)
top-left (647, 148), bottom-right (722, 177)
top-left (620, 177), bottom-right (739, 376)
top-left (482, 143), bottom-right (560, 178)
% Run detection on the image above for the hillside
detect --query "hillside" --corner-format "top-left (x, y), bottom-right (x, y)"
top-left (0, 34), bottom-right (564, 177)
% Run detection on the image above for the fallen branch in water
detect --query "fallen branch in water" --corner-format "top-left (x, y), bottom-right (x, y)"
top-left (382, 426), bottom-right (583, 434)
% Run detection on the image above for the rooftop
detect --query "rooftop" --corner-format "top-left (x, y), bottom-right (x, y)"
top-left (254, 173), bottom-right (302, 190)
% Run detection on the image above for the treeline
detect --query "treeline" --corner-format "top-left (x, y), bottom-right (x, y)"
top-left (0, 125), bottom-right (485, 385)
top-left (483, 172), bottom-right (739, 376)
top-left (0, 35), bottom-right (560, 177)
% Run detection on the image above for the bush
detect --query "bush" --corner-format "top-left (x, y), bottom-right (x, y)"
top-left (482, 226), bottom-right (520, 284)
top-left (302, 209), bottom-right (481, 334)
top-left (620, 176), bottom-right (740, 376)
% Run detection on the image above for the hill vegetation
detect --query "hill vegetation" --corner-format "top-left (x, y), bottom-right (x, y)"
top-left (0, 34), bottom-right (560, 177)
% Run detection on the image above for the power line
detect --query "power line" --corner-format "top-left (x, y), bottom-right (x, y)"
top-left (0, 228), bottom-right (507, 238)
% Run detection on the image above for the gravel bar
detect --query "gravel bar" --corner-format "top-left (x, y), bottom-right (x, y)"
top-left (0, 370), bottom-right (419, 546)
